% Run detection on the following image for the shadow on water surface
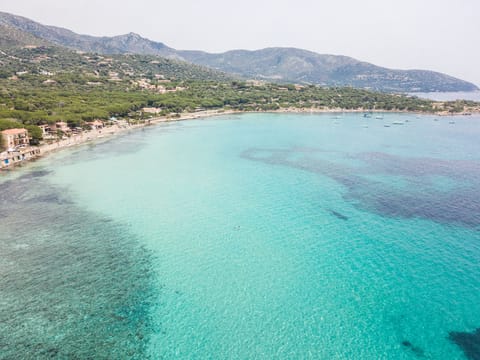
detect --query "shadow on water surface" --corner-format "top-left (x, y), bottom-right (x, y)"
top-left (242, 147), bottom-right (480, 228)
top-left (0, 171), bottom-right (160, 359)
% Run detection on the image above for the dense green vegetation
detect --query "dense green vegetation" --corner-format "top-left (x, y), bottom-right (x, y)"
top-left (0, 78), bottom-right (437, 125)
top-left (0, 118), bottom-right (22, 130)
top-left (0, 45), bottom-right (478, 153)
top-left (153, 81), bottom-right (438, 112)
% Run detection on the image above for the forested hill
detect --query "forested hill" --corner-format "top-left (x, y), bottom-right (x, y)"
top-left (0, 11), bottom-right (477, 93)
top-left (0, 45), bottom-right (232, 82)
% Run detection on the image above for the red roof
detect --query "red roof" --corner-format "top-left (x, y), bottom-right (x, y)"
top-left (1, 128), bottom-right (27, 135)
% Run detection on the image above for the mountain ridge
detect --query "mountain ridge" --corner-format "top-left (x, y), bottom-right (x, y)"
top-left (0, 11), bottom-right (477, 92)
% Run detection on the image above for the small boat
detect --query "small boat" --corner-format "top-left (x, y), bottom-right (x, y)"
top-left (449, 120), bottom-right (455, 124)
top-left (384, 124), bottom-right (391, 127)
top-left (363, 113), bottom-right (372, 118)
top-left (375, 115), bottom-right (384, 120)
top-left (392, 121), bottom-right (404, 125)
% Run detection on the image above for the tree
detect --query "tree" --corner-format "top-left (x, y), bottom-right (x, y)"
top-left (0, 119), bottom-right (22, 131)
top-left (25, 125), bottom-right (43, 145)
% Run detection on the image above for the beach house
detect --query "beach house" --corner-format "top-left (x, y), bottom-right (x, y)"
top-left (38, 124), bottom-right (57, 140)
top-left (86, 120), bottom-right (104, 130)
top-left (55, 122), bottom-right (71, 132)
top-left (1, 128), bottom-right (29, 149)
top-left (51, 122), bottom-right (72, 137)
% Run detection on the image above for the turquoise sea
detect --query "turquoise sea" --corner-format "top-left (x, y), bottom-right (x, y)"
top-left (1, 112), bottom-right (480, 359)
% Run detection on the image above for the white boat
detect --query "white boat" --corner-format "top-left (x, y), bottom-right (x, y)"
top-left (376, 115), bottom-right (384, 120)
top-left (392, 120), bottom-right (404, 125)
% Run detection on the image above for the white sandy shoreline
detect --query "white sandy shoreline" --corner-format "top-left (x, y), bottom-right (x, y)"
top-left (1, 107), bottom-right (478, 172)
top-left (0, 109), bottom-right (238, 171)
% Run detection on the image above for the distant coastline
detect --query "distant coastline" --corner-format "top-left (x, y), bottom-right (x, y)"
top-left (411, 90), bottom-right (480, 102)
top-left (2, 107), bottom-right (479, 172)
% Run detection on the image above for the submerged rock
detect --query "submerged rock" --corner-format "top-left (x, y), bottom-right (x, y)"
top-left (329, 210), bottom-right (349, 221)
top-left (401, 340), bottom-right (425, 357)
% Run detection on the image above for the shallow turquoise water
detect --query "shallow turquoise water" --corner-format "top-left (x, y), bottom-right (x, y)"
top-left (1, 113), bottom-right (480, 359)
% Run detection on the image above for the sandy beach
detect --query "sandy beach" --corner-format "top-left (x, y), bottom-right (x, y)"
top-left (1, 106), bottom-right (478, 171)
top-left (0, 109), bottom-right (239, 170)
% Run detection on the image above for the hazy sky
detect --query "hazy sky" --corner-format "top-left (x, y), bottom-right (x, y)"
top-left (2, 0), bottom-right (480, 86)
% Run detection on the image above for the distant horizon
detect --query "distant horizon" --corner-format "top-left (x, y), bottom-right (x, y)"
top-left (1, 0), bottom-right (479, 86)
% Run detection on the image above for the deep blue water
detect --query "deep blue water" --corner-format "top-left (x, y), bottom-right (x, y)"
top-left (1, 112), bottom-right (480, 359)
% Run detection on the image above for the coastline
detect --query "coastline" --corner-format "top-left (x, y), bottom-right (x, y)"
top-left (1, 107), bottom-right (478, 172)
top-left (0, 109), bottom-right (237, 172)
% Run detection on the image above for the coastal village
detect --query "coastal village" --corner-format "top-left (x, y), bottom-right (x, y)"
top-left (0, 127), bottom-right (40, 167)
top-left (0, 118), bottom-right (123, 169)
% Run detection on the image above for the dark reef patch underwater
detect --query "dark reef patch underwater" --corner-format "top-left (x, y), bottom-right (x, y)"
top-left (242, 147), bottom-right (480, 228)
top-left (2, 114), bottom-right (480, 358)
top-left (0, 171), bottom-right (158, 359)
top-left (449, 328), bottom-right (480, 360)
